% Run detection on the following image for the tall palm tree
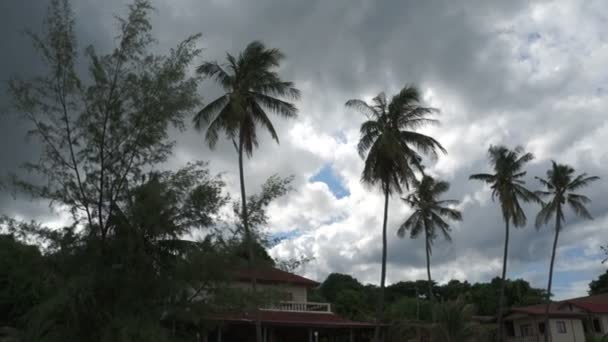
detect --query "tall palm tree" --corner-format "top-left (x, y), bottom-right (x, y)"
top-left (397, 175), bottom-right (462, 301)
top-left (535, 162), bottom-right (598, 342)
top-left (345, 86), bottom-right (445, 341)
top-left (193, 41), bottom-right (300, 342)
top-left (469, 145), bottom-right (539, 342)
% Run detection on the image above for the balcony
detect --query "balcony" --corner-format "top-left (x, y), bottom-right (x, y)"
top-left (506, 335), bottom-right (548, 342)
top-left (261, 301), bottom-right (332, 313)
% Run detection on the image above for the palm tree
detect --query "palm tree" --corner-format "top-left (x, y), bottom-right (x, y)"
top-left (535, 162), bottom-right (598, 342)
top-left (431, 300), bottom-right (481, 342)
top-left (469, 145), bottom-right (540, 342)
top-left (193, 41), bottom-right (300, 342)
top-left (397, 175), bottom-right (462, 301)
top-left (345, 86), bottom-right (445, 341)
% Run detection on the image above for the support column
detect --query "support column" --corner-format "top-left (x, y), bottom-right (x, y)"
top-left (216, 327), bottom-right (222, 342)
top-left (350, 328), bottom-right (354, 342)
top-left (309, 328), bottom-right (313, 342)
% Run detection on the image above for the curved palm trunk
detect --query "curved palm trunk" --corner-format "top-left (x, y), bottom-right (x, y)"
top-left (238, 137), bottom-right (262, 342)
top-left (497, 219), bottom-right (510, 342)
top-left (425, 229), bottom-right (434, 302)
top-left (544, 208), bottom-right (561, 342)
top-left (373, 184), bottom-right (390, 342)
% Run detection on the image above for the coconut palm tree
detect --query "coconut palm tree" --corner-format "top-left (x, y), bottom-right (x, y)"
top-left (431, 300), bottom-right (480, 342)
top-left (193, 41), bottom-right (300, 342)
top-left (535, 162), bottom-right (598, 342)
top-left (345, 86), bottom-right (445, 341)
top-left (469, 145), bottom-right (540, 342)
top-left (397, 175), bottom-right (462, 301)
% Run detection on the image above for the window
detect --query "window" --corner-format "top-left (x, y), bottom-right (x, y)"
top-left (557, 321), bottom-right (567, 334)
top-left (538, 322), bottom-right (546, 335)
top-left (520, 324), bottom-right (532, 337)
top-left (505, 321), bottom-right (515, 337)
top-left (593, 319), bottom-right (602, 333)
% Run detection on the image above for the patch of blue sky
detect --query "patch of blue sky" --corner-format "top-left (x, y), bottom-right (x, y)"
top-left (309, 163), bottom-right (351, 199)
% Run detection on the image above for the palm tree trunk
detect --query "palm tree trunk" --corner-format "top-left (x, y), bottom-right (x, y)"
top-left (373, 184), bottom-right (390, 342)
top-left (238, 136), bottom-right (262, 342)
top-left (497, 219), bottom-right (510, 342)
top-left (544, 208), bottom-right (561, 342)
top-left (425, 229), bottom-right (434, 302)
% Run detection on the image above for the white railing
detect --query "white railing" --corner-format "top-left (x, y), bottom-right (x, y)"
top-left (261, 301), bottom-right (332, 313)
top-left (506, 335), bottom-right (545, 342)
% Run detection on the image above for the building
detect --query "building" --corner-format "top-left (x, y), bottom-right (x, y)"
top-left (561, 293), bottom-right (608, 337)
top-left (205, 267), bottom-right (377, 342)
top-left (503, 293), bottom-right (608, 342)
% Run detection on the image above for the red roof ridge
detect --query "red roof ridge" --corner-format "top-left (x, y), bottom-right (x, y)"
top-left (234, 267), bottom-right (320, 288)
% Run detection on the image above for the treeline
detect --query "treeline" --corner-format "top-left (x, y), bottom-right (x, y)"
top-left (309, 273), bottom-right (546, 321)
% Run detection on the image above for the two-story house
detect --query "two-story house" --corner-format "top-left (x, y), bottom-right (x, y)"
top-left (205, 267), bottom-right (376, 342)
top-left (503, 293), bottom-right (608, 342)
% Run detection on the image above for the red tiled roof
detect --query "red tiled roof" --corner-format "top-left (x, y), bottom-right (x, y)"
top-left (209, 310), bottom-right (376, 328)
top-left (508, 303), bottom-right (584, 318)
top-left (562, 293), bottom-right (608, 313)
top-left (234, 268), bottom-right (320, 288)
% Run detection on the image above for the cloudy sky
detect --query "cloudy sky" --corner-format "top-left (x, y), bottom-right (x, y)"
top-left (1, 0), bottom-right (607, 300)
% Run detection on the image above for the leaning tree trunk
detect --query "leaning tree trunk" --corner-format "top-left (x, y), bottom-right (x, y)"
top-left (373, 184), bottom-right (390, 342)
top-left (544, 208), bottom-right (562, 342)
top-left (496, 219), bottom-right (510, 342)
top-left (238, 136), bottom-right (263, 342)
top-left (425, 228), bottom-right (434, 302)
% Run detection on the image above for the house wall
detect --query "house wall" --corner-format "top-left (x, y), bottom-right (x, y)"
top-left (549, 319), bottom-right (585, 342)
top-left (232, 281), bottom-right (308, 302)
top-left (509, 317), bottom-right (584, 342)
top-left (512, 317), bottom-right (541, 337)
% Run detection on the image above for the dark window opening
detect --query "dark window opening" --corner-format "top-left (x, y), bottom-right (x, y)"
top-left (557, 321), bottom-right (567, 333)
top-left (593, 319), bottom-right (602, 333)
top-left (539, 322), bottom-right (546, 335)
top-left (505, 321), bottom-right (515, 337)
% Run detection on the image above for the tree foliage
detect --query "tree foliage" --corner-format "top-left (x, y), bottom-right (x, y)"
top-left (8, 0), bottom-right (201, 243)
top-left (589, 270), bottom-right (608, 295)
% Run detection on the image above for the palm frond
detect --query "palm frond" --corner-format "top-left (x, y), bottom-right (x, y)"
top-left (250, 101), bottom-right (279, 143)
top-left (193, 94), bottom-right (229, 131)
top-left (399, 131), bottom-right (446, 159)
top-left (535, 200), bottom-right (557, 228)
top-left (197, 62), bottom-right (232, 90)
top-left (251, 92), bottom-right (298, 119)
top-left (253, 81), bottom-right (301, 99)
top-left (567, 197), bottom-right (593, 220)
top-left (345, 99), bottom-right (376, 118)
top-left (568, 174), bottom-right (600, 191)
top-left (469, 173), bottom-right (495, 183)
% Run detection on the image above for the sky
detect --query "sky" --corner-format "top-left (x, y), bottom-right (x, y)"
top-left (1, 0), bottom-right (607, 300)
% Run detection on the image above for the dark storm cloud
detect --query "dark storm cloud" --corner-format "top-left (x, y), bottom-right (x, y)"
top-left (1, 0), bottom-right (607, 298)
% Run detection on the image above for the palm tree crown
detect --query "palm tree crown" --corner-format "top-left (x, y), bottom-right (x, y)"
top-left (193, 41), bottom-right (301, 155)
top-left (535, 161), bottom-right (599, 227)
top-left (398, 175), bottom-right (462, 245)
top-left (398, 175), bottom-right (462, 301)
top-left (346, 86), bottom-right (446, 193)
top-left (469, 145), bottom-right (539, 226)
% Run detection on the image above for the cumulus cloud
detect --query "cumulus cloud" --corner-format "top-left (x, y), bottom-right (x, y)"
top-left (1, 0), bottom-right (607, 299)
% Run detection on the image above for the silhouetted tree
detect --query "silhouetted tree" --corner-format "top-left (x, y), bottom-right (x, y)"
top-left (346, 86), bottom-right (445, 341)
top-left (535, 162), bottom-right (598, 342)
top-left (470, 146), bottom-right (540, 342)
top-left (589, 270), bottom-right (608, 295)
top-left (193, 42), bottom-right (300, 342)
top-left (398, 176), bottom-right (462, 301)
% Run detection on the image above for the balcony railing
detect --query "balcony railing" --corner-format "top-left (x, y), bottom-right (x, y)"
top-left (506, 335), bottom-right (547, 342)
top-left (261, 301), bottom-right (332, 313)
